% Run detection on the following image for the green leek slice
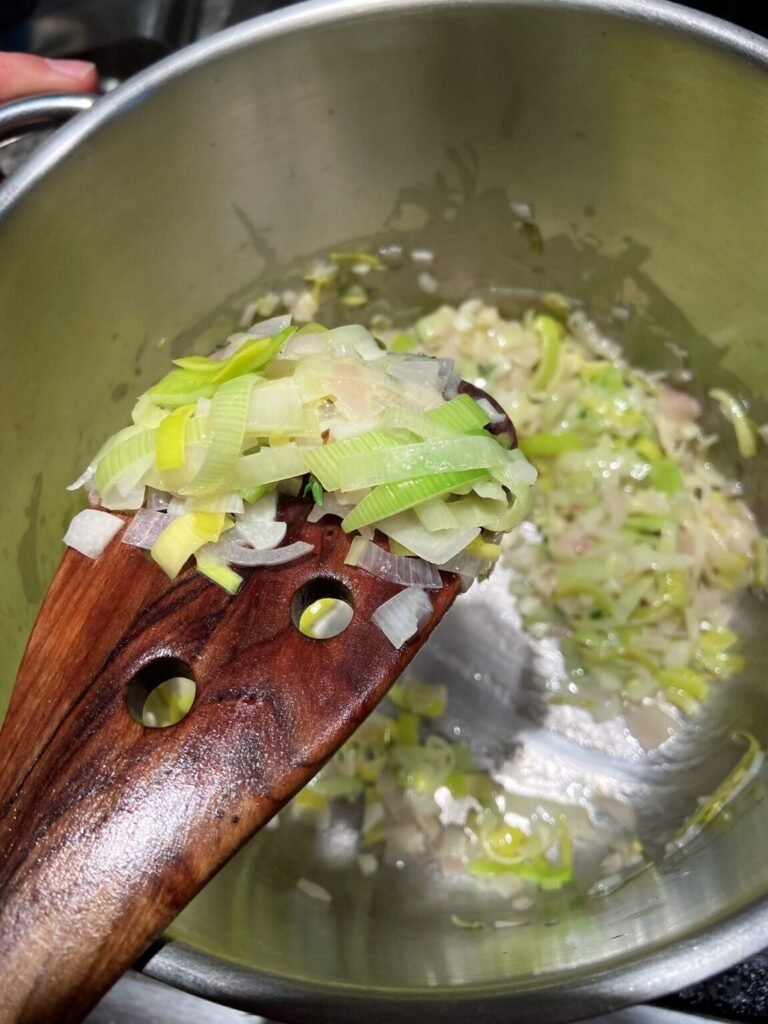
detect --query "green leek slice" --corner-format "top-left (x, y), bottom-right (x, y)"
top-left (530, 315), bottom-right (563, 391)
top-left (195, 552), bottom-right (243, 594)
top-left (155, 404), bottom-right (195, 472)
top-left (519, 432), bottom-right (582, 458)
top-left (338, 436), bottom-right (508, 490)
top-left (427, 394), bottom-right (489, 433)
top-left (151, 511), bottom-right (229, 578)
top-left (342, 469), bottom-right (490, 532)
top-left (181, 375), bottom-right (256, 497)
top-left (302, 430), bottom-right (409, 491)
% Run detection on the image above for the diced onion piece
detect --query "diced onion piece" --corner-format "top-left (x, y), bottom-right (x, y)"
top-left (232, 519), bottom-right (287, 551)
top-left (345, 537), bottom-right (442, 589)
top-left (244, 314), bottom-right (292, 339)
top-left (239, 490), bottom-right (277, 520)
top-left (372, 587), bottom-right (433, 648)
top-left (228, 491), bottom-right (287, 549)
top-left (357, 853), bottom-right (379, 877)
top-left (122, 508), bottom-right (171, 549)
top-left (64, 509), bottom-right (123, 559)
top-left (296, 878), bottom-right (332, 902)
top-left (204, 536), bottom-right (313, 567)
top-left (307, 495), bottom-right (350, 522)
top-left (383, 354), bottom-right (444, 391)
top-left (146, 488), bottom-right (172, 511)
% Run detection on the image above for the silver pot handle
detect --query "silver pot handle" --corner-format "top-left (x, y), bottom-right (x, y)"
top-left (0, 92), bottom-right (99, 145)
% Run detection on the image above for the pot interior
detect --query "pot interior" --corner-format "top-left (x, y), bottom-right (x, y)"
top-left (1, 1), bottom-right (768, 1017)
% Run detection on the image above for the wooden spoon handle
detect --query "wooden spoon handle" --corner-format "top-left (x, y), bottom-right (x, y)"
top-left (0, 502), bottom-right (458, 1023)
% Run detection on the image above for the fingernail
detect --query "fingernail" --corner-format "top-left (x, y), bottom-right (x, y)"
top-left (44, 58), bottom-right (96, 81)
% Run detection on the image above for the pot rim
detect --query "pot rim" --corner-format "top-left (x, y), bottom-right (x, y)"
top-left (3, 0), bottom-right (768, 1017)
top-left (2, 0), bottom-right (768, 225)
top-left (145, 888), bottom-right (768, 1021)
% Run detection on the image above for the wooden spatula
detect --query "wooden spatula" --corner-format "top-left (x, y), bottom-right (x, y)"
top-left (0, 382), bottom-right (515, 1024)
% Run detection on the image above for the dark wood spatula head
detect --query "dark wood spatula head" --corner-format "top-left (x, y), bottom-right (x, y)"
top-left (0, 387), bottom-right (517, 1024)
top-left (0, 499), bottom-right (459, 1024)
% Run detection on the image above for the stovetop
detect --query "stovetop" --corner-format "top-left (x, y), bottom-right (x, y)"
top-left (2, 2), bottom-right (768, 1022)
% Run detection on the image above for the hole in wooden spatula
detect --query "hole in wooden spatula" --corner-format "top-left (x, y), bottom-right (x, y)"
top-left (292, 578), bottom-right (354, 640)
top-left (126, 657), bottom-right (196, 728)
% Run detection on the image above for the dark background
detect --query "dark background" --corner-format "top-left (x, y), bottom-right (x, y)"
top-left (1, 0), bottom-right (767, 51)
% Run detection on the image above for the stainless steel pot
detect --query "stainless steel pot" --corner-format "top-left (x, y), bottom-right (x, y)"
top-left (2, 1), bottom-right (768, 1020)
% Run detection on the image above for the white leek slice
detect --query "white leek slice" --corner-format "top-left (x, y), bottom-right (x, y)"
top-left (490, 449), bottom-right (538, 491)
top-left (64, 509), bottom-right (123, 558)
top-left (95, 427), bottom-right (156, 497)
top-left (345, 536), bottom-right (442, 589)
top-left (247, 379), bottom-right (305, 435)
top-left (184, 493), bottom-right (245, 515)
top-left (372, 587), bottom-right (433, 648)
top-left (473, 480), bottom-right (508, 501)
top-left (377, 511), bottom-right (479, 563)
top-left (414, 498), bottom-right (460, 532)
top-left (448, 495), bottom-right (509, 529)
top-left (381, 407), bottom-right (460, 440)
top-left (132, 393), bottom-right (169, 428)
top-left (328, 324), bottom-right (383, 362)
top-left (236, 443), bottom-right (309, 487)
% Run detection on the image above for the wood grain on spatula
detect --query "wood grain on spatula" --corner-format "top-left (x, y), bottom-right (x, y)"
top-left (0, 500), bottom-right (460, 1024)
